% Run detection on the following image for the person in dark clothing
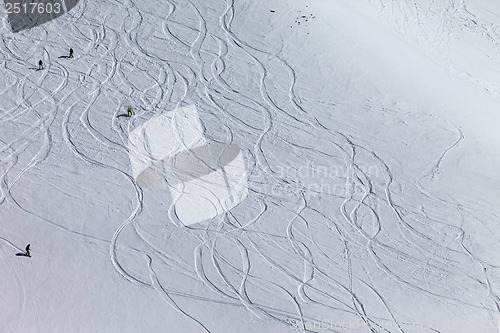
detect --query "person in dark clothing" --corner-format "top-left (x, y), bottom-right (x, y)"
top-left (25, 244), bottom-right (31, 257)
top-left (38, 60), bottom-right (43, 70)
top-left (69, 48), bottom-right (74, 58)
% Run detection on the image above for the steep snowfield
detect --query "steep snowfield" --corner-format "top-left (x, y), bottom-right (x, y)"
top-left (1, 0), bottom-right (500, 332)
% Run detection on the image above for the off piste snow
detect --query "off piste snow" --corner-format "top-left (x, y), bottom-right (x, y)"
top-left (1, 0), bottom-right (500, 332)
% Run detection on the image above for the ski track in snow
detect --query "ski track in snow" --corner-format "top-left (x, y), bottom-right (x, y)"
top-left (0, 0), bottom-right (499, 332)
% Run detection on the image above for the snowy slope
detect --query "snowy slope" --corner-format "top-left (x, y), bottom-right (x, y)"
top-left (1, 0), bottom-right (500, 332)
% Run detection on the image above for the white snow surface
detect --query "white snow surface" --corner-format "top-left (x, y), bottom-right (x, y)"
top-left (1, 0), bottom-right (500, 332)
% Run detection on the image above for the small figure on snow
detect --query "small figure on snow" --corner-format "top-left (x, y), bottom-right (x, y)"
top-left (117, 106), bottom-right (134, 119)
top-left (25, 244), bottom-right (31, 257)
top-left (38, 60), bottom-right (43, 70)
top-left (69, 48), bottom-right (74, 58)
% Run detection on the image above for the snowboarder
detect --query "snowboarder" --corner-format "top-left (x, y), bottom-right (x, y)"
top-left (38, 60), bottom-right (43, 70)
top-left (69, 48), bottom-right (74, 58)
top-left (25, 244), bottom-right (31, 257)
top-left (117, 106), bottom-right (134, 119)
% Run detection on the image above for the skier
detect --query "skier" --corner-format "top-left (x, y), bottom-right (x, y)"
top-left (69, 48), bottom-right (74, 58)
top-left (25, 244), bottom-right (31, 257)
top-left (38, 60), bottom-right (43, 70)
